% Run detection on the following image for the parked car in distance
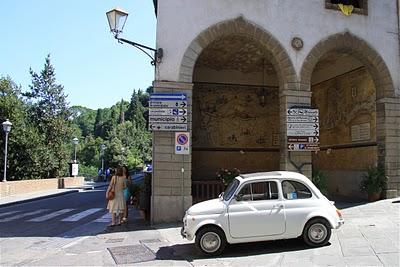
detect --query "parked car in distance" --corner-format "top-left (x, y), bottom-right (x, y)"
top-left (181, 171), bottom-right (344, 256)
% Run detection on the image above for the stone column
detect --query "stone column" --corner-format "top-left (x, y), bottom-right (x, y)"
top-left (152, 81), bottom-right (193, 223)
top-left (376, 97), bottom-right (400, 198)
top-left (279, 85), bottom-right (313, 179)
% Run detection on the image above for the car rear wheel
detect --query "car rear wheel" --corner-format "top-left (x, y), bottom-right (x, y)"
top-left (195, 226), bottom-right (226, 256)
top-left (302, 218), bottom-right (331, 247)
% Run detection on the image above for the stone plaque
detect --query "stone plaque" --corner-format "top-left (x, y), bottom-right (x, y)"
top-left (351, 123), bottom-right (371, 142)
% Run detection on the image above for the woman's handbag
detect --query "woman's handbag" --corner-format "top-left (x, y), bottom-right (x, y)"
top-left (106, 179), bottom-right (116, 200)
top-left (106, 190), bottom-right (115, 200)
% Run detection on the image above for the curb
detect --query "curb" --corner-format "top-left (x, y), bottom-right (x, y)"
top-left (0, 190), bottom-right (80, 208)
top-left (0, 183), bottom-right (109, 208)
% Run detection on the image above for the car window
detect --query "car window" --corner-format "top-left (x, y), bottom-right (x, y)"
top-left (282, 180), bottom-right (312, 199)
top-left (223, 179), bottom-right (240, 201)
top-left (251, 181), bottom-right (279, 200)
top-left (237, 184), bottom-right (252, 201)
top-left (236, 181), bottom-right (279, 201)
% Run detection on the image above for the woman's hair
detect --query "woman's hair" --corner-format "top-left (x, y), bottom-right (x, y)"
top-left (115, 166), bottom-right (124, 176)
top-left (123, 165), bottom-right (129, 178)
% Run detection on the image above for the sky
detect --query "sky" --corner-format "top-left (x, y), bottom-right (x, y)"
top-left (0, 0), bottom-right (157, 109)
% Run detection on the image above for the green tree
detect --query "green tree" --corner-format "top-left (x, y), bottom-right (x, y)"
top-left (23, 55), bottom-right (73, 177)
top-left (0, 77), bottom-right (47, 180)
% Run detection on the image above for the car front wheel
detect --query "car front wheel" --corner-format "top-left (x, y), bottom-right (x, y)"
top-left (195, 226), bottom-right (226, 256)
top-left (302, 218), bottom-right (331, 247)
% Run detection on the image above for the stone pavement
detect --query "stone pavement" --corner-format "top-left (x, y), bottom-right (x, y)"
top-left (1, 187), bottom-right (399, 266)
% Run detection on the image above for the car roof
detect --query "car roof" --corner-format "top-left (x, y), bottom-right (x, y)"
top-left (238, 171), bottom-right (308, 181)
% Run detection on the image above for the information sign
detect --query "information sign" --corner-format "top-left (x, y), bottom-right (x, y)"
top-left (149, 93), bottom-right (188, 132)
top-left (175, 132), bottom-right (190, 154)
top-left (286, 108), bottom-right (320, 151)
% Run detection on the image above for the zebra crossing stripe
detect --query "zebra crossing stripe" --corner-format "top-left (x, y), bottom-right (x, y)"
top-left (0, 209), bottom-right (49, 222)
top-left (61, 208), bottom-right (103, 222)
top-left (28, 208), bottom-right (75, 222)
top-left (0, 211), bottom-right (20, 218)
top-left (93, 212), bottom-right (111, 223)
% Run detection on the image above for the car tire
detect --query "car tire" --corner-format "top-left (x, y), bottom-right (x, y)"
top-left (195, 226), bottom-right (226, 256)
top-left (302, 218), bottom-right (331, 247)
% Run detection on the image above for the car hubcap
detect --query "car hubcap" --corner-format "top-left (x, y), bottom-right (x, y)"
top-left (308, 223), bottom-right (327, 243)
top-left (200, 232), bottom-right (221, 253)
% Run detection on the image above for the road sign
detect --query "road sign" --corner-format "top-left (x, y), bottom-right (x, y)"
top-left (149, 100), bottom-right (187, 108)
top-left (287, 116), bottom-right (319, 123)
top-left (149, 123), bottom-right (188, 131)
top-left (175, 132), bottom-right (190, 154)
top-left (149, 116), bottom-right (187, 124)
top-left (287, 108), bottom-right (319, 116)
top-left (287, 123), bottom-right (319, 130)
top-left (150, 93), bottom-right (187, 101)
top-left (287, 143), bottom-right (320, 151)
top-left (286, 108), bottom-right (320, 151)
top-left (287, 129), bottom-right (319, 136)
top-left (149, 93), bottom-right (188, 132)
top-left (149, 108), bottom-right (187, 116)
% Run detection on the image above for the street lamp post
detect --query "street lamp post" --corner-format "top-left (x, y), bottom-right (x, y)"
top-left (2, 119), bottom-right (12, 182)
top-left (106, 7), bottom-right (163, 66)
top-left (72, 137), bottom-right (79, 163)
top-left (100, 144), bottom-right (106, 180)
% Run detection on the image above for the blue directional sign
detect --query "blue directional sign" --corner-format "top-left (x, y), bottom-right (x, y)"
top-left (149, 93), bottom-right (188, 132)
top-left (150, 93), bottom-right (187, 101)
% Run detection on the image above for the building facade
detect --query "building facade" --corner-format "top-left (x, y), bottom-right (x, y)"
top-left (151, 0), bottom-right (400, 222)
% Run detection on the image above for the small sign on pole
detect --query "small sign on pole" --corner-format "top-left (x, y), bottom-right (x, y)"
top-left (175, 132), bottom-right (190, 155)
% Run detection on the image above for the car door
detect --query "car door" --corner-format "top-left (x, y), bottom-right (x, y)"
top-left (228, 180), bottom-right (286, 238)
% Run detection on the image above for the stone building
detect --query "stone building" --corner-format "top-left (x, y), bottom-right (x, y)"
top-left (150, 0), bottom-right (400, 222)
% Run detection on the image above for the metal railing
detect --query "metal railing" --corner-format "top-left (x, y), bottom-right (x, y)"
top-left (192, 180), bottom-right (225, 204)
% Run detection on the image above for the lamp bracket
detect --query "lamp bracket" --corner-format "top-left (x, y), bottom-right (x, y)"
top-left (116, 37), bottom-right (163, 66)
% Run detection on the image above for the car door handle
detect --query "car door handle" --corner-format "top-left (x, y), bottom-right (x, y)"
top-left (273, 204), bottom-right (284, 209)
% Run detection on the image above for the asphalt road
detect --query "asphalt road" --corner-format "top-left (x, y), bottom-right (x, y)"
top-left (0, 187), bottom-right (109, 238)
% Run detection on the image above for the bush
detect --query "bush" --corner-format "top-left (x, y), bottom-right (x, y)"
top-left (78, 165), bottom-right (98, 180)
top-left (360, 166), bottom-right (387, 194)
top-left (312, 170), bottom-right (329, 196)
top-left (216, 168), bottom-right (241, 185)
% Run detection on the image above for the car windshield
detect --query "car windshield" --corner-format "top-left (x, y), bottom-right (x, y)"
top-left (223, 178), bottom-right (240, 201)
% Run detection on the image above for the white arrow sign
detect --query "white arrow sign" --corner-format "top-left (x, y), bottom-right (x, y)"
top-left (287, 123), bottom-right (319, 130)
top-left (150, 93), bottom-right (187, 101)
top-left (149, 123), bottom-right (188, 131)
top-left (287, 108), bottom-right (319, 116)
top-left (149, 116), bottom-right (187, 124)
top-left (287, 129), bottom-right (319, 136)
top-left (150, 100), bottom-right (187, 108)
top-left (149, 108), bottom-right (187, 116)
top-left (287, 116), bottom-right (319, 123)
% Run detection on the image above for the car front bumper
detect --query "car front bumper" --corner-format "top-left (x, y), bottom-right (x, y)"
top-left (336, 218), bottom-right (345, 229)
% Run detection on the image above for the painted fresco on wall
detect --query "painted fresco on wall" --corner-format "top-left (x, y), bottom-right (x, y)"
top-left (192, 83), bottom-right (279, 149)
top-left (312, 67), bottom-right (376, 147)
top-left (312, 67), bottom-right (377, 172)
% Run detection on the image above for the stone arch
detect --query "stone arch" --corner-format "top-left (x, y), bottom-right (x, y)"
top-left (178, 16), bottom-right (296, 87)
top-left (300, 32), bottom-right (395, 99)
top-left (300, 32), bottom-right (399, 198)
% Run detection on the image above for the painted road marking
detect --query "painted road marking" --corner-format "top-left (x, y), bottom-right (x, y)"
top-left (0, 209), bottom-right (49, 222)
top-left (93, 212), bottom-right (111, 223)
top-left (0, 210), bottom-right (20, 218)
top-left (28, 208), bottom-right (75, 222)
top-left (61, 208), bottom-right (103, 222)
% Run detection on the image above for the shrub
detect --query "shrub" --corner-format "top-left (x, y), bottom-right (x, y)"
top-left (312, 170), bottom-right (329, 196)
top-left (360, 166), bottom-right (387, 194)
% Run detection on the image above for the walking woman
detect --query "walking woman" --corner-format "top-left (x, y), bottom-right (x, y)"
top-left (106, 166), bottom-right (126, 227)
top-left (122, 166), bottom-right (132, 224)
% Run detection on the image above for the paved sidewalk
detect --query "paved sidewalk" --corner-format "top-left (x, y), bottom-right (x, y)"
top-left (0, 187), bottom-right (399, 266)
top-left (0, 181), bottom-right (108, 207)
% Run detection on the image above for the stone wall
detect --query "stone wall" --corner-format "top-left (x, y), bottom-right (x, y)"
top-left (0, 177), bottom-right (84, 198)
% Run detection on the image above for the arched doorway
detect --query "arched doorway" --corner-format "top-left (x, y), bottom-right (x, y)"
top-left (300, 32), bottom-right (399, 199)
top-left (178, 17), bottom-right (296, 199)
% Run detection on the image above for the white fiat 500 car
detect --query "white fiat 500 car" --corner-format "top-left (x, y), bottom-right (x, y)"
top-left (181, 171), bottom-right (344, 255)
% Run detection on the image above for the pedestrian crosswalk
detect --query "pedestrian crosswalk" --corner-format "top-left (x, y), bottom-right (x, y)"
top-left (0, 208), bottom-right (108, 223)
